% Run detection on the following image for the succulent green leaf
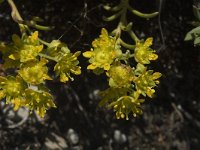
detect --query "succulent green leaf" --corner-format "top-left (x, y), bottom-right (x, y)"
top-left (184, 32), bottom-right (193, 41)
top-left (130, 8), bottom-right (159, 19)
top-left (103, 10), bottom-right (123, 22)
top-left (193, 5), bottom-right (200, 21)
top-left (194, 36), bottom-right (200, 45)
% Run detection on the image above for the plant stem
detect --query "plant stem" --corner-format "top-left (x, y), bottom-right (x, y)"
top-left (38, 53), bottom-right (58, 62)
top-left (113, 0), bottom-right (139, 44)
top-left (7, 0), bottom-right (22, 20)
top-left (7, 0), bottom-right (26, 33)
top-left (120, 39), bottom-right (135, 50)
top-left (39, 39), bottom-right (50, 46)
top-left (128, 30), bottom-right (139, 42)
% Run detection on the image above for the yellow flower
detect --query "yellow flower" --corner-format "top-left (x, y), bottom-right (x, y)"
top-left (0, 76), bottom-right (27, 110)
top-left (29, 31), bottom-right (39, 43)
top-left (134, 38), bottom-right (158, 64)
top-left (0, 75), bottom-right (56, 117)
top-left (0, 75), bottom-right (27, 102)
top-left (0, 76), bottom-right (28, 111)
top-left (100, 88), bottom-right (144, 120)
top-left (134, 69), bottom-right (162, 98)
top-left (54, 51), bottom-right (81, 83)
top-left (9, 31), bottom-right (43, 63)
top-left (112, 95), bottom-right (144, 120)
top-left (107, 63), bottom-right (134, 88)
top-left (24, 89), bottom-right (56, 118)
top-left (83, 28), bottom-right (122, 70)
top-left (0, 31), bottom-right (43, 69)
top-left (19, 44), bottom-right (43, 62)
top-left (19, 59), bottom-right (51, 85)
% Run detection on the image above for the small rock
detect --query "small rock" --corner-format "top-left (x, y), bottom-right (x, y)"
top-left (45, 133), bottom-right (68, 150)
top-left (113, 130), bottom-right (127, 144)
top-left (67, 128), bottom-right (79, 145)
top-left (17, 107), bottom-right (29, 119)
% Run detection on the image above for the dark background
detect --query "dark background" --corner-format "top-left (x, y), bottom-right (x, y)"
top-left (0, 0), bottom-right (200, 149)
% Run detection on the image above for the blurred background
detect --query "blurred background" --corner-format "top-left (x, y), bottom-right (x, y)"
top-left (0, 0), bottom-right (200, 149)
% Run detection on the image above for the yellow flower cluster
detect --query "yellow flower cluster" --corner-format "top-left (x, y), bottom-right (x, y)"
top-left (0, 76), bottom-right (56, 118)
top-left (1, 32), bottom-right (42, 69)
top-left (0, 76), bottom-right (26, 101)
top-left (24, 89), bottom-right (56, 118)
top-left (84, 28), bottom-right (162, 120)
top-left (112, 91), bottom-right (144, 120)
top-left (0, 31), bottom-right (81, 117)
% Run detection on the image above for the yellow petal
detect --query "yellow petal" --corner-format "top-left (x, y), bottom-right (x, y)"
top-left (9, 54), bottom-right (16, 60)
top-left (146, 88), bottom-right (155, 98)
top-left (70, 67), bottom-right (81, 75)
top-left (92, 41), bottom-right (98, 48)
top-left (121, 113), bottom-right (125, 119)
top-left (87, 64), bottom-right (97, 70)
top-left (149, 54), bottom-right (158, 60)
top-left (30, 31), bottom-right (39, 42)
top-left (74, 51), bottom-right (81, 57)
top-left (60, 73), bottom-right (68, 83)
top-left (43, 74), bottom-right (52, 80)
top-left (155, 80), bottom-right (160, 84)
top-left (83, 51), bottom-right (93, 58)
top-left (101, 28), bottom-right (108, 36)
top-left (152, 72), bottom-right (162, 80)
top-left (144, 37), bottom-right (153, 47)
top-left (37, 107), bottom-right (46, 118)
top-left (36, 45), bottom-right (43, 52)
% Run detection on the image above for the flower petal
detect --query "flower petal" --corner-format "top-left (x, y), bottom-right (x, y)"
top-left (83, 51), bottom-right (93, 58)
top-left (144, 37), bottom-right (153, 47)
top-left (87, 64), bottom-right (97, 70)
top-left (149, 53), bottom-right (158, 60)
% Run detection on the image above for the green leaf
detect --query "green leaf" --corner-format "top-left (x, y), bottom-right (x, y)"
top-left (194, 37), bottom-right (200, 45)
top-left (185, 26), bottom-right (200, 41)
top-left (184, 32), bottom-right (193, 41)
top-left (190, 21), bottom-right (200, 27)
top-left (193, 5), bottom-right (200, 21)
top-left (187, 26), bottom-right (200, 34)
top-left (130, 9), bottom-right (159, 19)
